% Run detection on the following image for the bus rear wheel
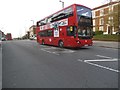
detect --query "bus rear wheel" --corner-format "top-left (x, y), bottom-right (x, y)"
top-left (42, 40), bottom-right (45, 45)
top-left (59, 41), bottom-right (64, 48)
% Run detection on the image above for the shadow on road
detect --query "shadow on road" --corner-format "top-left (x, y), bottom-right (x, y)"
top-left (40, 44), bottom-right (91, 51)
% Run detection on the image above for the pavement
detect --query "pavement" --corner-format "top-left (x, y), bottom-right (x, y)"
top-left (93, 40), bottom-right (119, 49)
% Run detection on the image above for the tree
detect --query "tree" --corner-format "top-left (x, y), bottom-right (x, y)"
top-left (106, 0), bottom-right (119, 34)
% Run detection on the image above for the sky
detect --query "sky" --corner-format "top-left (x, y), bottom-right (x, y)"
top-left (0, 0), bottom-right (114, 38)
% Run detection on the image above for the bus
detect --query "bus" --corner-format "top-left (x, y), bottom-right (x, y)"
top-left (36, 4), bottom-right (93, 48)
top-left (6, 33), bottom-right (12, 40)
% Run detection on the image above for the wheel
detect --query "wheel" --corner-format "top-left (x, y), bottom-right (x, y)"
top-left (42, 40), bottom-right (45, 45)
top-left (59, 41), bottom-right (64, 48)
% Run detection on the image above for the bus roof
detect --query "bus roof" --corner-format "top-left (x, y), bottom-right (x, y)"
top-left (37, 4), bottom-right (91, 23)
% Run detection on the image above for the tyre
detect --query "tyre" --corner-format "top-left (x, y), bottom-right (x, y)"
top-left (42, 40), bottom-right (45, 45)
top-left (59, 40), bottom-right (64, 48)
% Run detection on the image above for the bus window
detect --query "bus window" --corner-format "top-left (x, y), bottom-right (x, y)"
top-left (47, 30), bottom-right (53, 36)
top-left (51, 7), bottom-right (73, 22)
top-left (39, 31), bottom-right (47, 37)
top-left (39, 30), bottom-right (53, 37)
top-left (78, 27), bottom-right (92, 37)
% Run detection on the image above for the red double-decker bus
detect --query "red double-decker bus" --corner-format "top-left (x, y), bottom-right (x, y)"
top-left (36, 4), bottom-right (93, 48)
top-left (6, 33), bottom-right (12, 40)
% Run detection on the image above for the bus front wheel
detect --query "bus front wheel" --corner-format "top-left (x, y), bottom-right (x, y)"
top-left (59, 40), bottom-right (64, 48)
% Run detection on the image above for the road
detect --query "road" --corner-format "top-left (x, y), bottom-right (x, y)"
top-left (0, 41), bottom-right (2, 89)
top-left (2, 40), bottom-right (119, 88)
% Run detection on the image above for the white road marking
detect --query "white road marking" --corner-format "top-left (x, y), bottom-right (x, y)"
top-left (41, 47), bottom-right (75, 55)
top-left (105, 48), bottom-right (110, 49)
top-left (78, 59), bottom-right (119, 73)
top-left (96, 55), bottom-right (112, 59)
top-left (44, 47), bottom-right (75, 53)
top-left (41, 45), bottom-right (50, 47)
top-left (43, 47), bottom-right (56, 49)
top-left (41, 48), bottom-right (59, 55)
top-left (85, 61), bottom-right (119, 73)
top-left (61, 50), bottom-right (75, 53)
top-left (78, 59), bottom-right (84, 62)
top-left (84, 58), bottom-right (118, 62)
top-left (104, 48), bottom-right (118, 50)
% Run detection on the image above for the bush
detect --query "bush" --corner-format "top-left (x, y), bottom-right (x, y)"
top-left (95, 31), bottom-right (103, 35)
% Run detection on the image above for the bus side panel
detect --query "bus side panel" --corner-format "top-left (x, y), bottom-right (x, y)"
top-left (46, 37), bottom-right (53, 45)
top-left (58, 26), bottom-right (67, 46)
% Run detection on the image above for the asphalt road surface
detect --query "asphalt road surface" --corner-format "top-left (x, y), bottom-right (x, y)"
top-left (2, 40), bottom-right (119, 88)
top-left (0, 42), bottom-right (2, 89)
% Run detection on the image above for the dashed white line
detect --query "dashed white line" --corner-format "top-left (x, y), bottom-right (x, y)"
top-left (61, 50), bottom-right (75, 53)
top-left (96, 55), bottom-right (112, 59)
top-left (40, 46), bottom-right (75, 55)
top-left (41, 48), bottom-right (59, 55)
top-left (84, 58), bottom-right (118, 62)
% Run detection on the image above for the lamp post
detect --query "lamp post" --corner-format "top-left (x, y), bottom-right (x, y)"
top-left (30, 20), bottom-right (36, 39)
top-left (31, 20), bottom-right (34, 25)
top-left (59, 0), bottom-right (64, 8)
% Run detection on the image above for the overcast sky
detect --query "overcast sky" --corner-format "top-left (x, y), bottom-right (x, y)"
top-left (0, 0), bottom-right (114, 38)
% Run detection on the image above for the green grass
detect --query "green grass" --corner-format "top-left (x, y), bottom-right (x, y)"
top-left (93, 34), bottom-right (119, 42)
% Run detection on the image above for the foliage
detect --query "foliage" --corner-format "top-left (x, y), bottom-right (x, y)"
top-left (106, 2), bottom-right (119, 35)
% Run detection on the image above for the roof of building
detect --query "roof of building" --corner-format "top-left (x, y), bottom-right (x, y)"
top-left (92, 1), bottom-right (119, 10)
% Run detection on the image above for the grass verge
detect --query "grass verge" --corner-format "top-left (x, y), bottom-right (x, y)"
top-left (93, 34), bottom-right (119, 42)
